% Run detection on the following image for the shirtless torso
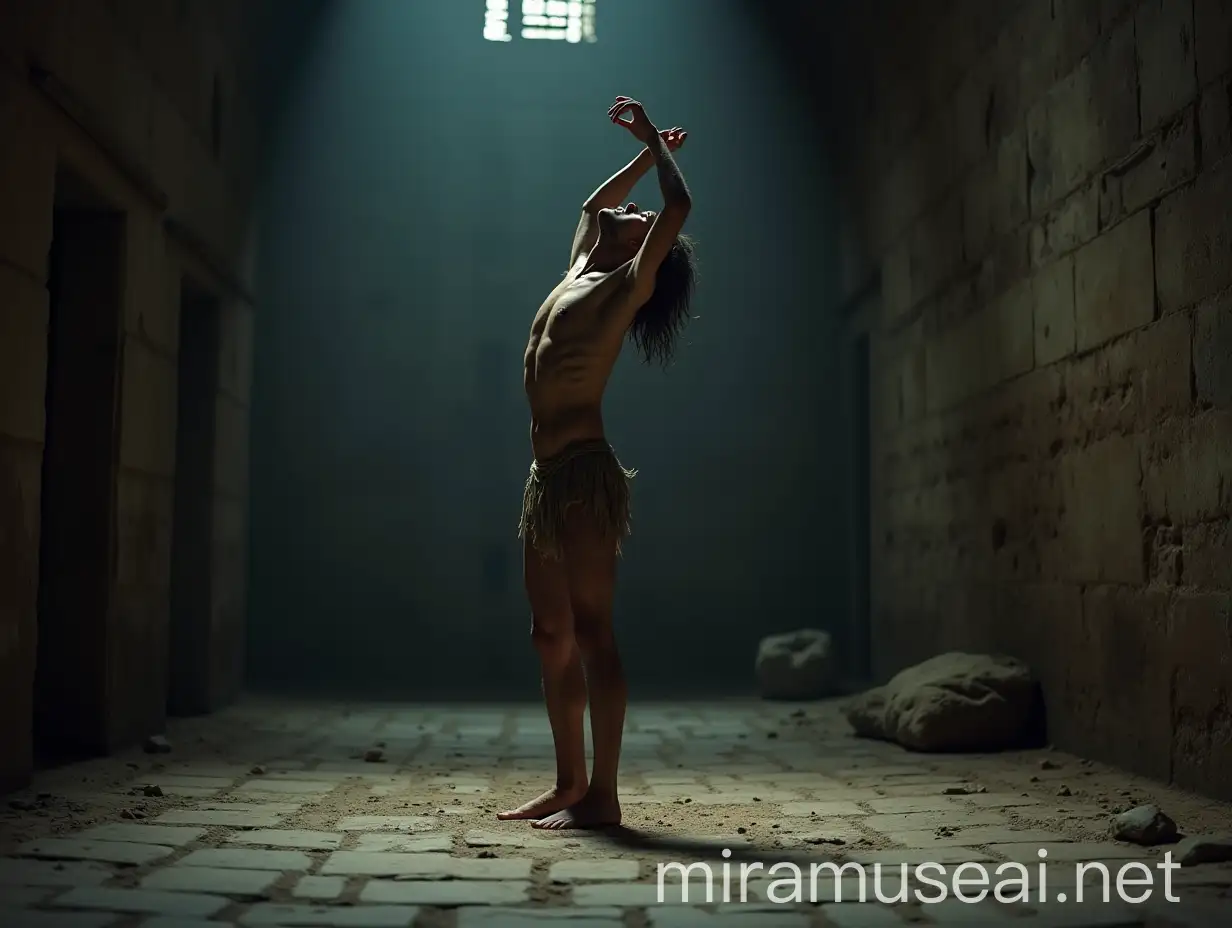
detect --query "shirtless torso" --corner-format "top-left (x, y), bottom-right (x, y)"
top-left (523, 259), bottom-right (636, 462)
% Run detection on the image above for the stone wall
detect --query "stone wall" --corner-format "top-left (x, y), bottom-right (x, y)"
top-left (0, 0), bottom-right (261, 791)
top-left (827, 0), bottom-right (1232, 799)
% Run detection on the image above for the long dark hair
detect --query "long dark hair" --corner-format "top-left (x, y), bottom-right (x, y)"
top-left (628, 234), bottom-right (698, 367)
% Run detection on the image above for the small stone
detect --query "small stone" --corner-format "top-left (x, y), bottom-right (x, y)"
top-left (477, 850), bottom-right (496, 858)
top-left (1112, 804), bottom-right (1178, 846)
top-left (1057, 786), bottom-right (1072, 797)
top-left (251, 765), bottom-right (267, 775)
top-left (1040, 759), bottom-right (1061, 770)
top-left (144, 736), bottom-right (172, 754)
top-left (1176, 833), bottom-right (1232, 865)
top-left (737, 827), bottom-right (747, 834)
top-left (144, 785), bottom-right (164, 797)
top-left (363, 749), bottom-right (386, 763)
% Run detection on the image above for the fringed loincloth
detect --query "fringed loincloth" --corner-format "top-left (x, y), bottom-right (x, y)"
top-left (518, 439), bottom-right (636, 560)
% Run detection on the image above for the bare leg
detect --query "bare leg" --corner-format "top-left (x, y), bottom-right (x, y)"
top-left (535, 518), bottom-right (624, 830)
top-left (497, 539), bottom-right (588, 820)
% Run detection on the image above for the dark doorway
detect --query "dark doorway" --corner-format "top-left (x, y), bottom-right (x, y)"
top-left (848, 333), bottom-right (872, 684)
top-left (34, 170), bottom-right (125, 763)
top-left (168, 280), bottom-right (220, 716)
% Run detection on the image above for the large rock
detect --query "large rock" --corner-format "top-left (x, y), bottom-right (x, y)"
top-left (844, 652), bottom-right (1039, 752)
top-left (1112, 805), bottom-right (1178, 845)
top-left (755, 629), bottom-right (836, 700)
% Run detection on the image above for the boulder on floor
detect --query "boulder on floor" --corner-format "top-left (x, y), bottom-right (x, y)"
top-left (844, 652), bottom-right (1040, 752)
top-left (755, 629), bottom-right (837, 700)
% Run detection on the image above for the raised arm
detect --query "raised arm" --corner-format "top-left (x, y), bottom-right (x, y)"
top-left (568, 149), bottom-right (655, 267)
top-left (568, 115), bottom-right (688, 268)
top-left (614, 103), bottom-right (692, 299)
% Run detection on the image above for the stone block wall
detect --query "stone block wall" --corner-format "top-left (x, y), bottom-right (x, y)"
top-left (0, 0), bottom-right (262, 791)
top-left (824, 0), bottom-right (1232, 799)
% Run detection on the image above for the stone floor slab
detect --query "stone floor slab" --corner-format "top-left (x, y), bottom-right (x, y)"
top-left (238, 903), bottom-right (420, 926)
top-left (236, 780), bottom-right (335, 796)
top-left (178, 848), bottom-right (313, 871)
top-left (50, 887), bottom-right (227, 918)
top-left (141, 865), bottom-right (278, 897)
top-left (549, 859), bottom-right (641, 882)
top-left (780, 802), bottom-right (867, 817)
top-left (456, 907), bottom-right (624, 928)
top-left (0, 859), bottom-right (115, 888)
top-left (992, 842), bottom-right (1155, 863)
top-left (0, 911), bottom-right (119, 928)
top-left (360, 880), bottom-right (530, 905)
top-left (886, 827), bottom-right (1067, 848)
top-left (154, 809), bottom-right (283, 828)
top-left (227, 830), bottom-right (342, 851)
top-left (647, 908), bottom-right (812, 928)
top-left (17, 840), bottom-right (173, 867)
top-left (292, 876), bottom-right (346, 901)
top-left (0, 886), bottom-right (53, 907)
top-left (319, 852), bottom-right (452, 879)
top-left (335, 816), bottom-right (434, 832)
top-left (74, 825), bottom-right (206, 848)
top-left (353, 834), bottom-right (452, 853)
top-left (818, 902), bottom-right (909, 927)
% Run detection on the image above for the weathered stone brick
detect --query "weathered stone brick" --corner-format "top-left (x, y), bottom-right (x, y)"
top-left (1074, 209), bottom-right (1155, 351)
top-left (1027, 20), bottom-right (1138, 214)
top-left (1057, 435), bottom-right (1144, 583)
top-left (1136, 0), bottom-right (1199, 131)
top-left (1142, 411), bottom-right (1232, 522)
top-left (1184, 521), bottom-right (1232, 588)
top-left (1170, 592), bottom-right (1232, 800)
top-left (1030, 182), bottom-right (1099, 265)
top-left (118, 340), bottom-right (178, 476)
top-left (0, 265), bottom-right (49, 443)
top-left (1194, 0), bottom-right (1232, 86)
top-left (1033, 255), bottom-right (1076, 366)
top-left (0, 73), bottom-right (55, 280)
top-left (1195, 295), bottom-right (1232, 408)
top-left (1059, 312), bottom-right (1192, 446)
top-left (963, 130), bottom-right (1028, 263)
top-left (909, 195), bottom-right (965, 306)
top-left (1074, 586), bottom-right (1173, 780)
top-left (1156, 157), bottom-right (1232, 312)
top-left (1198, 78), bottom-right (1232, 168)
top-left (1100, 106), bottom-right (1197, 226)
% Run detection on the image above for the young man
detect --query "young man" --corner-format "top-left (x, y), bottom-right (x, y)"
top-left (498, 97), bottom-right (697, 829)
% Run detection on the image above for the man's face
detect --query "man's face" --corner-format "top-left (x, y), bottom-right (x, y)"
top-left (600, 202), bottom-right (656, 249)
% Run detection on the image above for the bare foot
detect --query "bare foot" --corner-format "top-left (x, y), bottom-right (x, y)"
top-left (496, 784), bottom-right (586, 821)
top-left (532, 791), bottom-right (621, 829)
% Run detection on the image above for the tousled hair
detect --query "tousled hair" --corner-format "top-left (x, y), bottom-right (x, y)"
top-left (628, 233), bottom-right (698, 367)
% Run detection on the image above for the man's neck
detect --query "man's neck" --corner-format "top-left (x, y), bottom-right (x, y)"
top-left (582, 236), bottom-right (630, 274)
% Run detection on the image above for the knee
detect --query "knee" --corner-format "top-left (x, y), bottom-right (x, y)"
top-left (574, 609), bottom-right (617, 658)
top-left (531, 617), bottom-right (574, 668)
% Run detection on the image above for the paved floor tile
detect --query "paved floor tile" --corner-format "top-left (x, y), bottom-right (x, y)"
top-left (292, 876), bottom-right (346, 900)
top-left (17, 840), bottom-right (172, 867)
top-left (74, 825), bottom-right (205, 848)
top-left (457, 907), bottom-right (624, 928)
top-left (318, 852), bottom-right (451, 878)
top-left (0, 859), bottom-right (115, 887)
top-left (359, 880), bottom-right (530, 905)
top-left (237, 903), bottom-right (420, 926)
top-left (177, 848), bottom-right (312, 871)
top-left (49, 887), bottom-right (228, 918)
top-left (227, 830), bottom-right (342, 851)
top-left (335, 816), bottom-right (434, 832)
top-left (352, 834), bottom-right (452, 853)
top-left (154, 809), bottom-right (283, 828)
top-left (549, 859), bottom-right (641, 882)
top-left (141, 865), bottom-right (278, 897)
top-left (647, 909), bottom-right (812, 928)
top-left (0, 911), bottom-right (119, 928)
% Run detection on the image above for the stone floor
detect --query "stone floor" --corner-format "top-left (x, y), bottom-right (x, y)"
top-left (1, 698), bottom-right (1229, 927)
